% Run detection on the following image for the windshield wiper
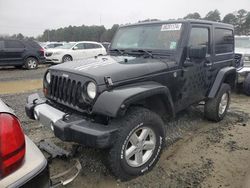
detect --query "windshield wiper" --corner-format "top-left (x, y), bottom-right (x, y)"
top-left (131, 49), bottom-right (154, 58)
top-left (109, 49), bottom-right (124, 55)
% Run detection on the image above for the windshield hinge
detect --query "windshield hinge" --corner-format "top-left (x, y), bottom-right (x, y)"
top-left (104, 76), bottom-right (114, 87)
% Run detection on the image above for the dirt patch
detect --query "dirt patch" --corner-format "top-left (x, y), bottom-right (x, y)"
top-left (0, 79), bottom-right (42, 94)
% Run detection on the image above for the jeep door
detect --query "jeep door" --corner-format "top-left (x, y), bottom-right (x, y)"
top-left (2, 40), bottom-right (25, 65)
top-left (178, 25), bottom-right (212, 109)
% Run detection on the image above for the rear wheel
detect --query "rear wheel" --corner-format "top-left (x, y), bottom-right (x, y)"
top-left (204, 83), bottom-right (231, 122)
top-left (62, 55), bottom-right (72, 63)
top-left (243, 74), bottom-right (250, 96)
top-left (107, 107), bottom-right (165, 181)
top-left (25, 57), bottom-right (38, 70)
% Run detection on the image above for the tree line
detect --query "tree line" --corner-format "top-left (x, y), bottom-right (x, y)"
top-left (184, 9), bottom-right (250, 35)
top-left (1, 9), bottom-right (249, 42)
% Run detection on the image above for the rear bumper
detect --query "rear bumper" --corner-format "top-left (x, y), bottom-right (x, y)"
top-left (25, 94), bottom-right (118, 148)
top-left (0, 136), bottom-right (50, 188)
top-left (38, 57), bottom-right (46, 64)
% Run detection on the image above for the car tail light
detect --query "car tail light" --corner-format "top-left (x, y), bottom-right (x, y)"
top-left (39, 48), bottom-right (45, 56)
top-left (0, 113), bottom-right (25, 178)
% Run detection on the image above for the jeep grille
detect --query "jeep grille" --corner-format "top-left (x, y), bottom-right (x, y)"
top-left (47, 74), bottom-right (89, 111)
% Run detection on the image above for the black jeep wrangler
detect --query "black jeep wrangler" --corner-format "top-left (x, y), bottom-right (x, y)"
top-left (26, 20), bottom-right (236, 180)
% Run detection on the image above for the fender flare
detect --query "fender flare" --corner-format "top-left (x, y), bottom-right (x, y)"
top-left (208, 66), bottom-right (236, 98)
top-left (92, 82), bottom-right (175, 118)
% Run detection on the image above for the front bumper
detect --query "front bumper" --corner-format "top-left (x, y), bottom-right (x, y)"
top-left (237, 66), bottom-right (250, 83)
top-left (45, 54), bottom-right (63, 64)
top-left (25, 94), bottom-right (118, 148)
top-left (0, 136), bottom-right (50, 188)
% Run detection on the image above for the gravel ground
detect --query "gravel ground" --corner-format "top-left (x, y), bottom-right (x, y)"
top-left (1, 90), bottom-right (250, 188)
top-left (0, 65), bottom-right (48, 81)
top-left (1, 67), bottom-right (250, 188)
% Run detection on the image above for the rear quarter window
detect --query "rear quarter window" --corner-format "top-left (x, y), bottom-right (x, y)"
top-left (24, 40), bottom-right (42, 49)
top-left (5, 40), bottom-right (25, 49)
top-left (214, 28), bottom-right (234, 54)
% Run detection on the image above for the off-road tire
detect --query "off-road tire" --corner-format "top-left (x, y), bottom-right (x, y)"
top-left (204, 83), bottom-right (231, 122)
top-left (107, 107), bottom-right (165, 181)
top-left (62, 55), bottom-right (72, 63)
top-left (25, 57), bottom-right (38, 70)
top-left (243, 74), bottom-right (250, 96)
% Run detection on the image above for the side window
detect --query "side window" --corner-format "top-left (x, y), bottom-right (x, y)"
top-left (5, 40), bottom-right (25, 49)
top-left (75, 43), bottom-right (85, 49)
top-left (92, 44), bottom-right (102, 49)
top-left (189, 27), bottom-right (210, 54)
top-left (55, 44), bottom-right (62, 47)
top-left (214, 28), bottom-right (234, 54)
top-left (84, 43), bottom-right (94, 49)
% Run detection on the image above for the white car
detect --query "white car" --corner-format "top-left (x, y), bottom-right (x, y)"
top-left (45, 41), bottom-right (107, 64)
top-left (0, 99), bottom-right (50, 187)
top-left (235, 36), bottom-right (250, 95)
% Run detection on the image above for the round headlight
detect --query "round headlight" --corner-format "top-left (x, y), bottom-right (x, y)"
top-left (46, 72), bottom-right (51, 84)
top-left (87, 82), bottom-right (97, 99)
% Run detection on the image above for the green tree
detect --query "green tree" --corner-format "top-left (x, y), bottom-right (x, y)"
top-left (235, 9), bottom-right (248, 35)
top-left (223, 13), bottom-right (237, 25)
top-left (204, 9), bottom-right (221, 22)
top-left (244, 12), bottom-right (250, 35)
top-left (184, 12), bottom-right (201, 19)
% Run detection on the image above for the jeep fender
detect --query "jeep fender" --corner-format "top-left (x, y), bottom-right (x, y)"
top-left (92, 82), bottom-right (175, 118)
top-left (208, 67), bottom-right (236, 98)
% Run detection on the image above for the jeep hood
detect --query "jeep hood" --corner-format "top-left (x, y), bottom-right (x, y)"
top-left (49, 55), bottom-right (176, 85)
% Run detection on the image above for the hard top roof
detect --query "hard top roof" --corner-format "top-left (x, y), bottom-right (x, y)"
top-left (120, 19), bottom-right (233, 29)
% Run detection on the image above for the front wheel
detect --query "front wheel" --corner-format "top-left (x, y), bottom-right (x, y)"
top-left (62, 55), bottom-right (72, 63)
top-left (243, 74), bottom-right (250, 96)
top-left (108, 107), bottom-right (165, 181)
top-left (204, 83), bottom-right (231, 122)
top-left (25, 57), bottom-right (38, 70)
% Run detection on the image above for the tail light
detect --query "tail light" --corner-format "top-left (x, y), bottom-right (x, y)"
top-left (39, 48), bottom-right (45, 56)
top-left (0, 113), bottom-right (25, 178)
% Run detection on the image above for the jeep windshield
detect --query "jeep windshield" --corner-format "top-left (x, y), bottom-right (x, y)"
top-left (110, 23), bottom-right (183, 54)
top-left (235, 38), bottom-right (250, 48)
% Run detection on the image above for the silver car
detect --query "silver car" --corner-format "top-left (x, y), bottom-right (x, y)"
top-left (0, 99), bottom-right (50, 188)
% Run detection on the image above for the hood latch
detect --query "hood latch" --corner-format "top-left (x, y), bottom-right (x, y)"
top-left (104, 76), bottom-right (114, 87)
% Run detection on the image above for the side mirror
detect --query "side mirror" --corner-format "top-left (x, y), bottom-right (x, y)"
top-left (72, 46), bottom-right (78, 50)
top-left (188, 45), bottom-right (207, 59)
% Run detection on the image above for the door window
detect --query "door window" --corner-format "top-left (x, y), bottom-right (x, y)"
top-left (75, 43), bottom-right (85, 49)
top-left (5, 40), bottom-right (25, 49)
top-left (189, 27), bottom-right (210, 54)
top-left (84, 43), bottom-right (101, 49)
top-left (214, 28), bottom-right (234, 54)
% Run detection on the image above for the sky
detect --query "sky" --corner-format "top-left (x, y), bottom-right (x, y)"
top-left (0, 0), bottom-right (249, 37)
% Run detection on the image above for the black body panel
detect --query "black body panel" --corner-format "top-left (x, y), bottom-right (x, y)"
top-left (0, 39), bottom-right (45, 66)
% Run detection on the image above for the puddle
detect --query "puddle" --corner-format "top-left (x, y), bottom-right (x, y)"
top-left (0, 79), bottom-right (42, 94)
